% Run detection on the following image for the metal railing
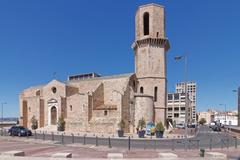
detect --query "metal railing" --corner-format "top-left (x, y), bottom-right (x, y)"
top-left (1, 129), bottom-right (239, 151)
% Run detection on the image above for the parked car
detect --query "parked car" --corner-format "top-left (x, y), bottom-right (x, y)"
top-left (209, 122), bottom-right (215, 129)
top-left (212, 125), bottom-right (221, 132)
top-left (176, 124), bottom-right (185, 129)
top-left (8, 126), bottom-right (32, 137)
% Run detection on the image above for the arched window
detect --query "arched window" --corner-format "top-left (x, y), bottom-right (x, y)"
top-left (70, 105), bottom-right (72, 111)
top-left (140, 87), bottom-right (144, 94)
top-left (154, 87), bottom-right (158, 102)
top-left (143, 12), bottom-right (149, 35)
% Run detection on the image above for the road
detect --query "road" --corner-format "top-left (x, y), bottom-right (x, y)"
top-left (1, 126), bottom-right (239, 150)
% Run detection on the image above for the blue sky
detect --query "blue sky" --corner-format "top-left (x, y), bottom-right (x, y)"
top-left (0, 0), bottom-right (239, 117)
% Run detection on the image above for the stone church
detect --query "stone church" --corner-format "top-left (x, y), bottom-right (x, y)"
top-left (19, 3), bottom-right (170, 133)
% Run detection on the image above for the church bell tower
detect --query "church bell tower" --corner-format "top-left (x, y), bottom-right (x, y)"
top-left (132, 3), bottom-right (170, 125)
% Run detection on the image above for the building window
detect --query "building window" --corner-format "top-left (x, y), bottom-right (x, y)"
top-left (28, 107), bottom-right (31, 112)
top-left (174, 113), bottom-right (179, 118)
top-left (168, 94), bottom-right (173, 100)
top-left (174, 94), bottom-right (179, 100)
top-left (180, 107), bottom-right (185, 111)
top-left (140, 87), bottom-right (144, 94)
top-left (51, 87), bottom-right (57, 94)
top-left (154, 87), bottom-right (158, 102)
top-left (143, 12), bottom-right (149, 35)
top-left (168, 108), bottom-right (173, 111)
top-left (174, 107), bottom-right (179, 111)
top-left (70, 105), bottom-right (72, 111)
top-left (104, 110), bottom-right (108, 116)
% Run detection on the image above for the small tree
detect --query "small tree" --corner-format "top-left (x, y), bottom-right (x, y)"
top-left (199, 118), bottom-right (206, 125)
top-left (173, 120), bottom-right (176, 128)
top-left (118, 119), bottom-right (125, 130)
top-left (57, 115), bottom-right (65, 131)
top-left (31, 116), bottom-right (38, 130)
top-left (137, 117), bottom-right (146, 131)
top-left (156, 121), bottom-right (165, 132)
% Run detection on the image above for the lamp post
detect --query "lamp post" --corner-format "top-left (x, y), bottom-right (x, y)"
top-left (219, 104), bottom-right (227, 125)
top-left (1, 102), bottom-right (7, 129)
top-left (232, 89), bottom-right (239, 126)
top-left (174, 55), bottom-right (188, 128)
top-left (174, 55), bottom-right (188, 150)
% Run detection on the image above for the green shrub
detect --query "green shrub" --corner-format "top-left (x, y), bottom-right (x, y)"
top-left (31, 116), bottom-right (38, 130)
top-left (156, 121), bottom-right (165, 132)
top-left (137, 117), bottom-right (146, 131)
top-left (118, 119), bottom-right (125, 130)
top-left (57, 115), bottom-right (65, 131)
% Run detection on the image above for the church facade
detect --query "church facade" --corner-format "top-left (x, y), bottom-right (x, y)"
top-left (19, 3), bottom-right (170, 133)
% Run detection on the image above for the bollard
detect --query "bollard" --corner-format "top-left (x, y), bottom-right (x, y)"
top-left (61, 133), bottom-right (64, 144)
top-left (188, 140), bottom-right (191, 150)
top-left (221, 139), bottom-right (224, 149)
top-left (83, 134), bottom-right (86, 145)
top-left (52, 132), bottom-right (54, 141)
top-left (128, 136), bottom-right (131, 150)
top-left (154, 140), bottom-right (157, 150)
top-left (34, 131), bottom-right (37, 139)
top-left (72, 133), bottom-right (74, 143)
top-left (209, 138), bottom-right (212, 150)
top-left (144, 140), bottom-right (146, 150)
top-left (227, 138), bottom-right (229, 149)
top-left (43, 132), bottom-right (45, 140)
top-left (200, 148), bottom-right (205, 157)
top-left (96, 136), bottom-right (98, 146)
top-left (172, 139), bottom-right (175, 151)
top-left (197, 140), bottom-right (200, 149)
top-left (108, 137), bottom-right (112, 148)
top-left (234, 137), bottom-right (237, 149)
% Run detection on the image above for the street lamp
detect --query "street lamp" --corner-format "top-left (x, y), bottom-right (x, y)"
top-left (232, 89), bottom-right (239, 126)
top-left (1, 102), bottom-right (7, 129)
top-left (174, 55), bottom-right (188, 127)
top-left (219, 104), bottom-right (227, 125)
top-left (174, 55), bottom-right (188, 150)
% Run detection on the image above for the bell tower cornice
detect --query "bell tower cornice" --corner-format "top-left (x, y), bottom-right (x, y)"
top-left (131, 37), bottom-right (170, 51)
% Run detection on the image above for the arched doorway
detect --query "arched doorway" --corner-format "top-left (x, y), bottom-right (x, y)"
top-left (51, 106), bottom-right (57, 125)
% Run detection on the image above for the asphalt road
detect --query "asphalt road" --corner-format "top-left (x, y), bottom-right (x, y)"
top-left (1, 126), bottom-right (239, 150)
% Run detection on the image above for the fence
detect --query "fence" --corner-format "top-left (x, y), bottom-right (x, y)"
top-left (0, 129), bottom-right (239, 151)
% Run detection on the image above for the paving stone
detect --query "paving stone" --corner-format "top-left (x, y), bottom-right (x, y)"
top-left (205, 152), bottom-right (227, 159)
top-left (1, 151), bottom-right (25, 156)
top-left (158, 152), bottom-right (178, 159)
top-left (51, 152), bottom-right (72, 158)
top-left (107, 153), bottom-right (123, 159)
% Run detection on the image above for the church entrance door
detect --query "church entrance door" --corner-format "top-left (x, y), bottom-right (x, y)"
top-left (51, 106), bottom-right (57, 125)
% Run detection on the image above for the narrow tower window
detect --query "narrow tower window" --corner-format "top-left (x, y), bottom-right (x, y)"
top-left (140, 87), bottom-right (144, 94)
top-left (143, 12), bottom-right (149, 35)
top-left (154, 87), bottom-right (158, 102)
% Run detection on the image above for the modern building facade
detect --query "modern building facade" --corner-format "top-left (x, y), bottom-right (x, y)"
top-left (176, 82), bottom-right (197, 123)
top-left (19, 3), bottom-right (170, 133)
top-left (167, 93), bottom-right (190, 125)
top-left (167, 82), bottom-right (196, 125)
top-left (214, 113), bottom-right (238, 126)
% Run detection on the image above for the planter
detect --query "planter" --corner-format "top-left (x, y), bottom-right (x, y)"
top-left (156, 131), bottom-right (164, 138)
top-left (57, 125), bottom-right (65, 131)
top-left (138, 130), bottom-right (145, 138)
top-left (118, 130), bottom-right (124, 137)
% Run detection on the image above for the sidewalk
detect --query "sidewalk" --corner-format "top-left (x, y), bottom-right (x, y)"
top-left (0, 136), bottom-right (239, 159)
